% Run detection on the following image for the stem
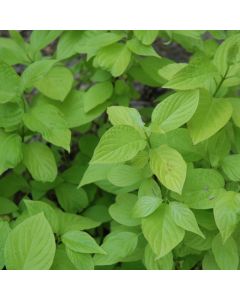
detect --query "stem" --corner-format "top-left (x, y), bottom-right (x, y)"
top-left (213, 66), bottom-right (229, 97)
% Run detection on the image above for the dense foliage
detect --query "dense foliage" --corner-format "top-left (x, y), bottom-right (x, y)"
top-left (0, 30), bottom-right (240, 270)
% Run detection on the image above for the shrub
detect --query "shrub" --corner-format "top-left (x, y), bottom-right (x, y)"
top-left (0, 30), bottom-right (240, 270)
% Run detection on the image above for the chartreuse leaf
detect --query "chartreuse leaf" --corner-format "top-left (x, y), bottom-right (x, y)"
top-left (93, 43), bottom-right (132, 77)
top-left (109, 193), bottom-right (141, 227)
top-left (151, 90), bottom-right (199, 133)
top-left (169, 202), bottom-right (204, 238)
top-left (133, 178), bottom-right (162, 218)
top-left (0, 130), bottom-right (23, 175)
top-left (212, 234), bottom-right (239, 270)
top-left (23, 101), bottom-right (71, 151)
top-left (83, 81), bottom-right (113, 113)
top-left (107, 106), bottom-right (144, 132)
top-left (142, 204), bottom-right (185, 258)
top-left (62, 230), bottom-right (105, 254)
top-left (221, 154), bottom-right (240, 181)
top-left (90, 125), bottom-right (147, 164)
top-left (188, 90), bottom-right (232, 144)
top-left (174, 168), bottom-right (225, 209)
top-left (94, 231), bottom-right (138, 266)
top-left (133, 30), bottom-right (159, 45)
top-left (0, 62), bottom-right (20, 103)
top-left (65, 247), bottom-right (94, 270)
top-left (213, 190), bottom-right (240, 242)
top-left (4, 213), bottom-right (56, 270)
top-left (35, 66), bottom-right (73, 101)
top-left (23, 142), bottom-right (57, 183)
top-left (150, 145), bottom-right (187, 194)
top-left (0, 221), bottom-right (11, 269)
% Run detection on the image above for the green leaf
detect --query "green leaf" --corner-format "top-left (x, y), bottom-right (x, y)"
top-left (151, 90), bottom-right (199, 133)
top-left (94, 231), bottom-right (138, 266)
top-left (0, 221), bottom-right (11, 269)
top-left (109, 193), bottom-right (141, 226)
top-left (75, 31), bottom-right (125, 59)
top-left (184, 229), bottom-right (215, 251)
top-left (79, 163), bottom-right (111, 187)
top-left (62, 230), bottom-right (105, 254)
top-left (158, 63), bottom-right (187, 81)
top-left (202, 251), bottom-right (219, 270)
top-left (0, 37), bottom-right (29, 65)
top-left (4, 213), bottom-right (56, 270)
top-left (107, 164), bottom-right (144, 187)
top-left (150, 145), bottom-right (187, 194)
top-left (212, 234), bottom-right (239, 270)
top-left (144, 244), bottom-right (173, 270)
top-left (107, 106), bottom-right (144, 131)
top-left (207, 128), bottom-right (231, 167)
top-left (175, 168), bottom-right (225, 209)
top-left (164, 56), bottom-right (219, 91)
top-left (65, 247), bottom-right (94, 270)
top-left (0, 130), bottom-right (22, 175)
top-left (83, 81), bottom-right (113, 113)
top-left (24, 200), bottom-right (59, 233)
top-left (55, 210), bottom-right (100, 235)
top-left (30, 30), bottom-right (62, 52)
top-left (127, 38), bottom-right (159, 57)
top-left (0, 197), bottom-right (18, 215)
top-left (133, 178), bottom-right (162, 218)
top-left (213, 33), bottom-right (240, 76)
top-left (23, 142), bottom-right (57, 183)
top-left (133, 30), bottom-right (159, 45)
top-left (90, 125), bottom-right (146, 164)
top-left (188, 90), bottom-right (232, 144)
top-left (56, 31), bottom-right (82, 60)
top-left (35, 66), bottom-right (73, 101)
top-left (23, 101), bottom-right (71, 151)
top-left (93, 43), bottom-right (132, 77)
top-left (214, 190), bottom-right (240, 242)
top-left (150, 128), bottom-right (201, 162)
top-left (51, 244), bottom-right (76, 270)
top-left (55, 183), bottom-right (88, 213)
top-left (169, 201), bottom-right (204, 238)
top-left (21, 59), bottom-right (57, 89)
top-left (58, 90), bottom-right (107, 128)
top-left (221, 154), bottom-right (240, 181)
top-left (0, 102), bottom-right (24, 128)
top-left (0, 62), bottom-right (21, 103)
top-left (142, 204), bottom-right (185, 258)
